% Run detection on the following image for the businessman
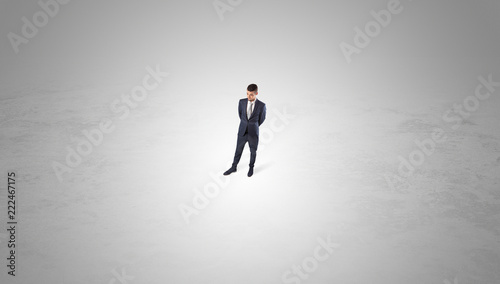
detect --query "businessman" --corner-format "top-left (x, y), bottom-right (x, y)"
top-left (224, 84), bottom-right (266, 177)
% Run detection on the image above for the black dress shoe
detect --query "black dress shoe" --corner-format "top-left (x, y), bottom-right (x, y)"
top-left (223, 167), bottom-right (237, 175)
top-left (247, 167), bottom-right (254, 177)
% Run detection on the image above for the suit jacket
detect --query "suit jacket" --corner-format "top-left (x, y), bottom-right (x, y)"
top-left (237, 98), bottom-right (266, 137)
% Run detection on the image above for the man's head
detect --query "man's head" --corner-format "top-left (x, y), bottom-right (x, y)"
top-left (247, 84), bottom-right (258, 102)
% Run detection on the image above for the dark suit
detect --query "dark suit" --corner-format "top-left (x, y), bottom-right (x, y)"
top-left (231, 98), bottom-right (266, 168)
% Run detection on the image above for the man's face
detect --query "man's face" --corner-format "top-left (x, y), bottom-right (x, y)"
top-left (247, 90), bottom-right (257, 102)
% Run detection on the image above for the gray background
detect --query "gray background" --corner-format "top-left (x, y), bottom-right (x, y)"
top-left (1, 0), bottom-right (499, 283)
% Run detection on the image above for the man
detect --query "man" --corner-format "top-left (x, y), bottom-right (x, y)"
top-left (224, 84), bottom-right (266, 177)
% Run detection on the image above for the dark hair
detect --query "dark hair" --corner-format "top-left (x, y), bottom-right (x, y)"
top-left (247, 84), bottom-right (258, 92)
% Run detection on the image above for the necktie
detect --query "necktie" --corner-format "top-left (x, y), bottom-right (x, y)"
top-left (247, 102), bottom-right (253, 120)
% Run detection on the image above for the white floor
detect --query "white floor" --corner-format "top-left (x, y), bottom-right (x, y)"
top-left (1, 76), bottom-right (499, 283)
